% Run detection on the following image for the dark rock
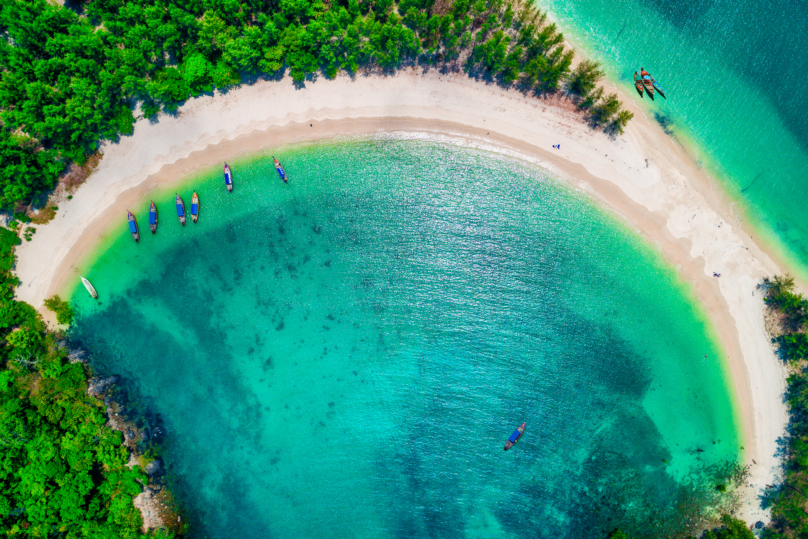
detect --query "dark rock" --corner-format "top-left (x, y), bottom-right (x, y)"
top-left (755, 521), bottom-right (764, 529)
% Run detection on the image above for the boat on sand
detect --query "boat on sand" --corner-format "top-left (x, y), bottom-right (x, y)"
top-left (176, 194), bottom-right (186, 225)
top-left (191, 192), bottom-right (199, 223)
top-left (633, 72), bottom-right (644, 97)
top-left (127, 211), bottom-right (139, 242)
top-left (504, 422), bottom-right (526, 451)
top-left (149, 201), bottom-right (157, 234)
top-left (81, 276), bottom-right (98, 299)
top-left (224, 163), bottom-right (233, 192)
top-left (273, 157), bottom-right (287, 183)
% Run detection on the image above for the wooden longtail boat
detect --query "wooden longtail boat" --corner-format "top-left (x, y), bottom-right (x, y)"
top-left (224, 163), bottom-right (233, 192)
top-left (646, 71), bottom-right (666, 99)
top-left (191, 192), bottom-right (199, 223)
top-left (176, 194), bottom-right (186, 226)
top-left (273, 157), bottom-right (287, 183)
top-left (652, 79), bottom-right (666, 99)
top-left (81, 277), bottom-right (98, 299)
top-left (149, 201), bottom-right (157, 234)
top-left (127, 211), bottom-right (139, 242)
top-left (640, 68), bottom-right (655, 99)
top-left (633, 72), bottom-right (644, 97)
top-left (504, 422), bottom-right (526, 451)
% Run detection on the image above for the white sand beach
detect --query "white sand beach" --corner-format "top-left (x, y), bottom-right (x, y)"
top-left (13, 69), bottom-right (788, 524)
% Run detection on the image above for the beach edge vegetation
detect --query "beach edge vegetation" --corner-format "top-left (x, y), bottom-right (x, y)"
top-left (0, 0), bottom-right (630, 213)
top-left (0, 226), bottom-right (178, 537)
top-left (758, 275), bottom-right (808, 538)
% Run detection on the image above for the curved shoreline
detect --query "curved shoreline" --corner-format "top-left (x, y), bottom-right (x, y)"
top-left (14, 69), bottom-right (787, 524)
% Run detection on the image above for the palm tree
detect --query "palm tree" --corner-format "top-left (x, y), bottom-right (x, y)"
top-left (769, 274), bottom-right (796, 298)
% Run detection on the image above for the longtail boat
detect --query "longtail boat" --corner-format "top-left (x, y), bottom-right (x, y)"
top-left (504, 422), bottom-right (526, 451)
top-left (273, 157), bottom-right (287, 183)
top-left (81, 277), bottom-right (98, 299)
top-left (127, 211), bottom-right (139, 242)
top-left (633, 72), bottom-right (644, 97)
top-left (149, 201), bottom-right (157, 234)
top-left (652, 79), bottom-right (666, 99)
top-left (646, 71), bottom-right (667, 99)
top-left (176, 194), bottom-right (186, 226)
top-left (191, 192), bottom-right (199, 223)
top-left (224, 163), bottom-right (233, 192)
top-left (640, 68), bottom-right (655, 99)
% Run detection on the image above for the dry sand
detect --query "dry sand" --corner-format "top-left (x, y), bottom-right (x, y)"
top-left (14, 69), bottom-right (789, 524)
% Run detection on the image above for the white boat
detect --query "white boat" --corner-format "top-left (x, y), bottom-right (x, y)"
top-left (81, 276), bottom-right (98, 299)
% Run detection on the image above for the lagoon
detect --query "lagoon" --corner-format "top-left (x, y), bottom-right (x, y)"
top-left (70, 139), bottom-right (740, 538)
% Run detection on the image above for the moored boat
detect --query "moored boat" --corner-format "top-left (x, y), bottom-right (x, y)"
top-left (273, 157), bottom-right (287, 183)
top-left (149, 201), bottom-right (157, 233)
top-left (504, 422), bottom-right (526, 451)
top-left (191, 192), bottom-right (199, 223)
top-left (81, 276), bottom-right (98, 299)
top-left (652, 79), bottom-right (666, 99)
top-left (127, 211), bottom-right (139, 242)
top-left (633, 72), bottom-right (644, 97)
top-left (176, 194), bottom-right (186, 225)
top-left (645, 71), bottom-right (666, 99)
top-left (224, 163), bottom-right (233, 192)
top-left (640, 67), bottom-right (655, 99)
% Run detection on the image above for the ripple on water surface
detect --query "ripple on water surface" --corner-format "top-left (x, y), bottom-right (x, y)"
top-left (70, 139), bottom-right (740, 538)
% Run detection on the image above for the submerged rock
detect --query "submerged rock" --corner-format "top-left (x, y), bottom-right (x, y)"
top-left (87, 375), bottom-right (118, 397)
top-left (145, 458), bottom-right (163, 476)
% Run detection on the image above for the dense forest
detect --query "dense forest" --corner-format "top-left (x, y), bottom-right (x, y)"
top-left (0, 226), bottom-right (175, 537)
top-left (609, 514), bottom-right (755, 538)
top-left (0, 0), bottom-right (629, 211)
top-left (758, 275), bottom-right (808, 538)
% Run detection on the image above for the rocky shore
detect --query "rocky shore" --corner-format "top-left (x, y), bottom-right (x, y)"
top-left (85, 369), bottom-right (183, 534)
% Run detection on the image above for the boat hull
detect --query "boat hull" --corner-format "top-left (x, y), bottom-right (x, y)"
top-left (81, 277), bottom-right (98, 299)
top-left (149, 202), bottom-right (157, 233)
top-left (191, 193), bottom-right (199, 223)
top-left (176, 196), bottom-right (186, 226)
top-left (641, 74), bottom-right (655, 99)
top-left (128, 212), bottom-right (139, 242)
top-left (504, 423), bottom-right (526, 451)
top-left (225, 164), bottom-right (233, 192)
top-left (634, 73), bottom-right (644, 97)
top-left (274, 158), bottom-right (287, 182)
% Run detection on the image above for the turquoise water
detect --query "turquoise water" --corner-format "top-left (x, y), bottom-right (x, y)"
top-left (70, 139), bottom-right (740, 538)
top-left (538, 0), bottom-right (808, 278)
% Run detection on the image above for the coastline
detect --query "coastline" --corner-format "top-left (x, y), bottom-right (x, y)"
top-left (13, 69), bottom-right (788, 524)
top-left (543, 4), bottom-right (808, 288)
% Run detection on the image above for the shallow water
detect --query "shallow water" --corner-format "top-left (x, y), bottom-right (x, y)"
top-left (539, 0), bottom-right (808, 278)
top-left (71, 139), bottom-right (739, 538)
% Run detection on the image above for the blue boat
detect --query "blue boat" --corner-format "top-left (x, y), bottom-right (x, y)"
top-left (149, 201), bottom-right (157, 234)
top-left (273, 156), bottom-right (287, 183)
top-left (504, 422), bottom-right (525, 451)
top-left (191, 192), bottom-right (199, 224)
top-left (176, 194), bottom-right (186, 226)
top-left (651, 77), bottom-right (667, 99)
top-left (127, 211), bottom-right (139, 242)
top-left (224, 163), bottom-right (233, 192)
